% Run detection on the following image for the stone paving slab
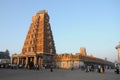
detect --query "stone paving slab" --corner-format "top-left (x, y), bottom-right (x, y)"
top-left (0, 69), bottom-right (120, 80)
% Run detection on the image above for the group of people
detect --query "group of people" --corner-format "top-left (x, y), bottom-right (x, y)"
top-left (85, 65), bottom-right (95, 72)
top-left (25, 61), bottom-right (40, 70)
top-left (3, 62), bottom-right (120, 74)
top-left (83, 65), bottom-right (105, 73)
top-left (98, 65), bottom-right (105, 73)
top-left (27, 61), bottom-right (54, 72)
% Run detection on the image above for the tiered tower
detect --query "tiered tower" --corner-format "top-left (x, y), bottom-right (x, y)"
top-left (22, 10), bottom-right (56, 55)
top-left (12, 10), bottom-right (56, 67)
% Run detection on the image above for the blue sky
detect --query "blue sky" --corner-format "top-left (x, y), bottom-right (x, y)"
top-left (0, 0), bottom-right (120, 62)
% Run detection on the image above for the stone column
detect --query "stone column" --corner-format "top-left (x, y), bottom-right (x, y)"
top-left (22, 58), bottom-right (24, 65)
top-left (39, 58), bottom-right (42, 68)
top-left (25, 57), bottom-right (28, 68)
top-left (34, 56), bottom-right (37, 65)
top-left (17, 57), bottom-right (19, 65)
top-left (11, 57), bottom-right (13, 64)
top-left (19, 58), bottom-right (21, 64)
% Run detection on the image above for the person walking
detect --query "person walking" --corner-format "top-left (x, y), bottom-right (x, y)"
top-left (98, 65), bottom-right (100, 73)
top-left (50, 65), bottom-right (53, 72)
top-left (115, 64), bottom-right (119, 74)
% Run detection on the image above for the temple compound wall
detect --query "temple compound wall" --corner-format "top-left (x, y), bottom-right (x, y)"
top-left (53, 54), bottom-right (80, 69)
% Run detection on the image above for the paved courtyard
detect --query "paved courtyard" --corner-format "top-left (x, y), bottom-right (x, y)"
top-left (0, 69), bottom-right (120, 80)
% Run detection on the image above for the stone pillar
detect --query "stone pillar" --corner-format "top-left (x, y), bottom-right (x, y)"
top-left (72, 60), bottom-right (74, 68)
top-left (25, 57), bottom-right (28, 68)
top-left (34, 56), bottom-right (37, 65)
top-left (21, 58), bottom-right (24, 65)
top-left (40, 58), bottom-right (43, 68)
top-left (17, 57), bottom-right (19, 65)
top-left (11, 57), bottom-right (13, 64)
top-left (19, 58), bottom-right (21, 64)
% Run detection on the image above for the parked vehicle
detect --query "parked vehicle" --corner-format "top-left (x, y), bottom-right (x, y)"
top-left (0, 59), bottom-right (10, 68)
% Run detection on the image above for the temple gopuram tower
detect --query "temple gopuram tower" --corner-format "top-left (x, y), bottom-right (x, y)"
top-left (22, 10), bottom-right (56, 54)
top-left (12, 10), bottom-right (56, 68)
top-left (79, 47), bottom-right (87, 56)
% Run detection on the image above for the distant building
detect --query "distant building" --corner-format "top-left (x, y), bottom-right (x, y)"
top-left (0, 50), bottom-right (10, 65)
top-left (116, 42), bottom-right (120, 63)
